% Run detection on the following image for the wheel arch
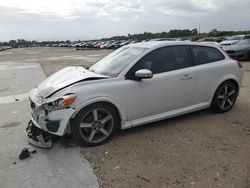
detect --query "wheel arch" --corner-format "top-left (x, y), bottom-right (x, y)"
top-left (70, 97), bottom-right (126, 128)
top-left (210, 76), bottom-right (240, 103)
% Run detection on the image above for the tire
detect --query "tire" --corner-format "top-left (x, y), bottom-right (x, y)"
top-left (248, 51), bottom-right (250, 61)
top-left (71, 103), bottom-right (119, 147)
top-left (210, 81), bottom-right (238, 113)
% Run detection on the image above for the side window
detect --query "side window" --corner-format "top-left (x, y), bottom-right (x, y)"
top-left (190, 46), bottom-right (225, 66)
top-left (127, 46), bottom-right (190, 76)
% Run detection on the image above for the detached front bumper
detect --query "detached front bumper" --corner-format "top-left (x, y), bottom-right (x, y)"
top-left (26, 90), bottom-right (76, 148)
top-left (25, 120), bottom-right (53, 148)
top-left (29, 97), bottom-right (75, 136)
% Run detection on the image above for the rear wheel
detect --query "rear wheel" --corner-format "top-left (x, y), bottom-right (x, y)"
top-left (210, 81), bottom-right (238, 113)
top-left (72, 103), bottom-right (118, 147)
top-left (248, 51), bottom-right (250, 60)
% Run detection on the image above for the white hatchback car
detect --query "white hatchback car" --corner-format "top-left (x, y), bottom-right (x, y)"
top-left (26, 41), bottom-right (244, 147)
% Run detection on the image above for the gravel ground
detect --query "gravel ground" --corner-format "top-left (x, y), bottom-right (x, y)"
top-left (1, 47), bottom-right (250, 188)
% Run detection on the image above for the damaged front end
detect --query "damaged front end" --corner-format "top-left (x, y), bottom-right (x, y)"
top-left (26, 120), bottom-right (54, 149)
top-left (25, 66), bottom-right (107, 148)
top-left (25, 89), bottom-right (76, 148)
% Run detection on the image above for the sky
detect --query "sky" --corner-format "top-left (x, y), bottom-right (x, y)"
top-left (0, 0), bottom-right (249, 41)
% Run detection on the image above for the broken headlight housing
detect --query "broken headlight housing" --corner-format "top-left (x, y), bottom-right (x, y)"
top-left (43, 94), bottom-right (77, 111)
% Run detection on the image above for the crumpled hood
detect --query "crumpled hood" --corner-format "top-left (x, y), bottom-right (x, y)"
top-left (37, 66), bottom-right (107, 98)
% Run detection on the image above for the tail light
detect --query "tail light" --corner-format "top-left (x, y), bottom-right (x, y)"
top-left (234, 60), bottom-right (243, 68)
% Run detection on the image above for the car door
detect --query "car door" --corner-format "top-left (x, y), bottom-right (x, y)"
top-left (124, 45), bottom-right (197, 122)
top-left (189, 45), bottom-right (227, 104)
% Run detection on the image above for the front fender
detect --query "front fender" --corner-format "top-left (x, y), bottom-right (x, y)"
top-left (70, 96), bottom-right (127, 124)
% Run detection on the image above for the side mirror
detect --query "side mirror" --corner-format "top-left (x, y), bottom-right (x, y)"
top-left (135, 69), bottom-right (153, 80)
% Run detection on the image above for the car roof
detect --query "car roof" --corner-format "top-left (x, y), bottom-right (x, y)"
top-left (127, 41), bottom-right (220, 49)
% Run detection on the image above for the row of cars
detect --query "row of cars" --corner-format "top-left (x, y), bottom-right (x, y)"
top-left (0, 46), bottom-right (12, 51)
top-left (47, 40), bottom-right (131, 49)
top-left (74, 40), bottom-right (131, 49)
top-left (50, 38), bottom-right (182, 49)
top-left (47, 34), bottom-right (250, 60)
top-left (195, 34), bottom-right (250, 60)
top-left (196, 35), bottom-right (245, 46)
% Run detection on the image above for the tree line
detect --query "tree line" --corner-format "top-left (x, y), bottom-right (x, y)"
top-left (109, 29), bottom-right (250, 41)
top-left (1, 29), bottom-right (250, 47)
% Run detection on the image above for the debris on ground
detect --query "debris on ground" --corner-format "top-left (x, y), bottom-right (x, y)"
top-left (19, 148), bottom-right (30, 160)
top-left (136, 175), bottom-right (151, 182)
top-left (112, 166), bottom-right (120, 170)
top-left (31, 150), bottom-right (37, 154)
top-left (18, 148), bottom-right (37, 160)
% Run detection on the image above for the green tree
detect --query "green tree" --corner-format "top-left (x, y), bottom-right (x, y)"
top-left (9, 40), bottom-right (17, 47)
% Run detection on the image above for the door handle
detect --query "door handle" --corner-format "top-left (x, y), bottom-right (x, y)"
top-left (181, 74), bottom-right (192, 80)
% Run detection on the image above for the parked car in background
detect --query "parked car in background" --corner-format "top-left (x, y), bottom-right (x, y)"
top-left (26, 41), bottom-right (243, 148)
top-left (223, 35), bottom-right (250, 60)
top-left (176, 37), bottom-right (192, 41)
top-left (150, 38), bottom-right (176, 41)
top-left (0, 46), bottom-right (12, 51)
top-left (197, 38), bottom-right (221, 47)
top-left (105, 41), bottom-right (122, 49)
top-left (197, 37), bottom-right (218, 42)
top-left (119, 41), bottom-right (130, 47)
top-left (99, 41), bottom-right (110, 49)
top-left (220, 35), bottom-right (244, 46)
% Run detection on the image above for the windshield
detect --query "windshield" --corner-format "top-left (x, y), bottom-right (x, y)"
top-left (89, 47), bottom-right (147, 77)
top-left (236, 39), bottom-right (250, 45)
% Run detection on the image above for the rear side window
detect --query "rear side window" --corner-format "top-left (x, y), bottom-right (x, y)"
top-left (190, 46), bottom-right (225, 66)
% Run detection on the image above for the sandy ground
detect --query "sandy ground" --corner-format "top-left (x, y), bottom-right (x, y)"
top-left (1, 47), bottom-right (250, 188)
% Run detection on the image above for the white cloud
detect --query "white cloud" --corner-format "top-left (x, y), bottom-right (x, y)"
top-left (0, 0), bottom-right (249, 41)
top-left (0, 0), bottom-right (88, 18)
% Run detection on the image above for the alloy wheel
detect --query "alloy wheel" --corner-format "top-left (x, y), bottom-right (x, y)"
top-left (79, 108), bottom-right (114, 144)
top-left (217, 84), bottom-right (237, 111)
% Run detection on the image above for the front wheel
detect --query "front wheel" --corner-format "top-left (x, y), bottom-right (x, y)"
top-left (71, 103), bottom-right (118, 147)
top-left (210, 81), bottom-right (238, 113)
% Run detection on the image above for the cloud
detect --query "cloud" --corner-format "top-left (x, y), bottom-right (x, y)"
top-left (0, 0), bottom-right (249, 41)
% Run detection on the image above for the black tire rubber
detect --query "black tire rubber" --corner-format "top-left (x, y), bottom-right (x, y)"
top-left (248, 51), bottom-right (250, 61)
top-left (210, 81), bottom-right (238, 113)
top-left (71, 103), bottom-right (119, 147)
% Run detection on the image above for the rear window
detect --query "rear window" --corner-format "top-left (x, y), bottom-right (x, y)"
top-left (190, 46), bottom-right (225, 66)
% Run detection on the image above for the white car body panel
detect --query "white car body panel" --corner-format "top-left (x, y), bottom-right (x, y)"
top-left (191, 59), bottom-right (240, 104)
top-left (124, 67), bottom-right (197, 121)
top-left (28, 41), bottom-right (244, 136)
top-left (130, 102), bottom-right (210, 128)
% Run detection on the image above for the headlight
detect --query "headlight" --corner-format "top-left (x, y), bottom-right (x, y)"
top-left (43, 94), bottom-right (77, 111)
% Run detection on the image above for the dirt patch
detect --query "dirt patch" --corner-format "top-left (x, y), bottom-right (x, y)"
top-left (1, 121), bottom-right (21, 128)
top-left (81, 107), bottom-right (250, 187)
top-left (0, 87), bottom-right (10, 92)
